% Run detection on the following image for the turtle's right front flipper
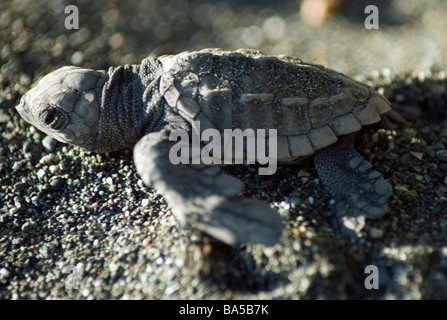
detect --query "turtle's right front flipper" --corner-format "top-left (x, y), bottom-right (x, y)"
top-left (133, 131), bottom-right (284, 246)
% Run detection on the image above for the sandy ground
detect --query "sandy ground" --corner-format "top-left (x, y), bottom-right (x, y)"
top-left (1, 0), bottom-right (447, 299)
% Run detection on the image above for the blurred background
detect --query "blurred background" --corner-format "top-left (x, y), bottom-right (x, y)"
top-left (1, 0), bottom-right (446, 101)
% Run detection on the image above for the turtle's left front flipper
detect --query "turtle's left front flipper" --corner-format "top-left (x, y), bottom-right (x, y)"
top-left (133, 131), bottom-right (284, 246)
top-left (314, 135), bottom-right (393, 236)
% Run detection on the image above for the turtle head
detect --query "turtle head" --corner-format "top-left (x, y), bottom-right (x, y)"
top-left (16, 66), bottom-right (109, 151)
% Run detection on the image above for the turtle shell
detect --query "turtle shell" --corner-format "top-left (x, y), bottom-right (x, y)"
top-left (158, 49), bottom-right (392, 161)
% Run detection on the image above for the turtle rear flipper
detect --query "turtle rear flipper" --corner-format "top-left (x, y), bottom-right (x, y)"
top-left (314, 135), bottom-right (392, 236)
top-left (133, 131), bottom-right (283, 246)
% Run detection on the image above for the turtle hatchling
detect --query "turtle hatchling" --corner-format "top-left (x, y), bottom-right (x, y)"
top-left (16, 48), bottom-right (393, 246)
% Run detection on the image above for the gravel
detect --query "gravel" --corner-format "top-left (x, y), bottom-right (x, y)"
top-left (1, 0), bottom-right (447, 300)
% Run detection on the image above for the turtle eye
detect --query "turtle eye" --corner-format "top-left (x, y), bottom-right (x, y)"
top-left (40, 106), bottom-right (66, 129)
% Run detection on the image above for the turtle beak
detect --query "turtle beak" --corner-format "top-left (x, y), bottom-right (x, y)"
top-left (15, 96), bottom-right (31, 122)
top-left (15, 97), bottom-right (24, 112)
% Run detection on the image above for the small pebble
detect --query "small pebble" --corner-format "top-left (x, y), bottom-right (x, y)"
top-left (14, 182), bottom-right (26, 191)
top-left (308, 196), bottom-right (314, 205)
top-left (410, 151), bottom-right (423, 161)
top-left (142, 238), bottom-right (151, 247)
top-left (0, 113), bottom-right (11, 123)
top-left (141, 198), bottom-right (150, 207)
top-left (436, 150), bottom-right (447, 162)
top-left (280, 201), bottom-right (291, 210)
top-left (22, 140), bottom-right (33, 153)
top-left (0, 268), bottom-right (10, 279)
top-left (37, 168), bottom-right (46, 179)
top-left (50, 177), bottom-right (65, 191)
top-left (370, 227), bottom-right (384, 238)
top-left (49, 165), bottom-right (59, 174)
top-left (400, 153), bottom-right (412, 165)
top-left (298, 170), bottom-right (311, 177)
top-left (42, 136), bottom-right (58, 152)
top-left (21, 221), bottom-right (36, 232)
top-left (40, 154), bottom-right (56, 165)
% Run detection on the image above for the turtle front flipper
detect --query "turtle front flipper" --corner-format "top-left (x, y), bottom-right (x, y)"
top-left (314, 135), bottom-right (392, 236)
top-left (133, 131), bottom-right (284, 246)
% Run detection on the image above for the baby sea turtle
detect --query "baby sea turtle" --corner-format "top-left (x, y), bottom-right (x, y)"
top-left (15, 48), bottom-right (392, 246)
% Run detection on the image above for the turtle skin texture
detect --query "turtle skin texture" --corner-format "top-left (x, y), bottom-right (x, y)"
top-left (16, 48), bottom-right (392, 246)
